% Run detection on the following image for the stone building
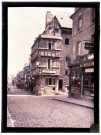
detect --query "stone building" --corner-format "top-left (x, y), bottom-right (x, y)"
top-left (69, 8), bottom-right (95, 99)
top-left (31, 11), bottom-right (73, 95)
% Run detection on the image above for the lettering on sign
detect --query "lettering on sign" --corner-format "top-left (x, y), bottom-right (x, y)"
top-left (80, 61), bottom-right (94, 67)
top-left (85, 42), bottom-right (94, 50)
top-left (85, 68), bottom-right (94, 73)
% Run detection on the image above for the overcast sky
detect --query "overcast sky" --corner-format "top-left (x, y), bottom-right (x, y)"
top-left (8, 7), bottom-right (74, 77)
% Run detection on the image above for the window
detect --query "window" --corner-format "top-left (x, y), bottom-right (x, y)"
top-left (65, 71), bottom-right (68, 75)
top-left (65, 38), bottom-right (69, 45)
top-left (78, 16), bottom-right (82, 31)
top-left (66, 57), bottom-right (70, 66)
top-left (53, 79), bottom-right (56, 85)
top-left (76, 42), bottom-right (82, 56)
top-left (53, 59), bottom-right (59, 67)
top-left (48, 41), bottom-right (55, 49)
top-left (45, 78), bottom-right (56, 85)
top-left (66, 57), bottom-right (70, 62)
top-left (91, 34), bottom-right (95, 42)
top-left (48, 43), bottom-right (52, 49)
top-left (48, 59), bottom-right (50, 69)
top-left (45, 78), bottom-right (48, 85)
top-left (49, 78), bottom-right (52, 85)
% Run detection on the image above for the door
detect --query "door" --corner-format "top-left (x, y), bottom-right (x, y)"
top-left (59, 79), bottom-right (63, 90)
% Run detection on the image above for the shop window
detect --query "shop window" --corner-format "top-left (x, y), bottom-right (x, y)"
top-left (78, 16), bottom-right (82, 32)
top-left (65, 38), bottom-right (69, 45)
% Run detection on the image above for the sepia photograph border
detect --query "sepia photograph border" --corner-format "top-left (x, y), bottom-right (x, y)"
top-left (2, 1), bottom-right (100, 133)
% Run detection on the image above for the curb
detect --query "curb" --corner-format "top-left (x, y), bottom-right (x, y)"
top-left (53, 98), bottom-right (94, 109)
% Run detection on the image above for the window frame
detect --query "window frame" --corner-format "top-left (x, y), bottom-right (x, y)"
top-left (45, 78), bottom-right (56, 85)
top-left (78, 15), bottom-right (82, 32)
top-left (65, 38), bottom-right (69, 45)
top-left (65, 71), bottom-right (68, 75)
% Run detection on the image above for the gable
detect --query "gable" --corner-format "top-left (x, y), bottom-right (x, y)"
top-left (43, 17), bottom-right (61, 37)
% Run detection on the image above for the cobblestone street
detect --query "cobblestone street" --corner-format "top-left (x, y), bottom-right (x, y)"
top-left (7, 85), bottom-right (94, 128)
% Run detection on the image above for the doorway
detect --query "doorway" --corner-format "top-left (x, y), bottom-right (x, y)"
top-left (59, 79), bottom-right (63, 90)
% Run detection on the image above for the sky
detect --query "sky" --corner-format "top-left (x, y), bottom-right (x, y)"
top-left (8, 7), bottom-right (74, 77)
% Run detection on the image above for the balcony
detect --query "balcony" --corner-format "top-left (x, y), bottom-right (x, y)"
top-left (38, 49), bottom-right (61, 58)
top-left (33, 68), bottom-right (60, 76)
top-left (77, 54), bottom-right (94, 61)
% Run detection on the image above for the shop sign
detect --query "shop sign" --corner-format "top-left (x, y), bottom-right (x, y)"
top-left (85, 68), bottom-right (94, 73)
top-left (85, 42), bottom-right (94, 50)
top-left (80, 61), bottom-right (94, 67)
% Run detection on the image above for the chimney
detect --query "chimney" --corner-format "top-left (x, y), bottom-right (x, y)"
top-left (45, 11), bottom-right (53, 28)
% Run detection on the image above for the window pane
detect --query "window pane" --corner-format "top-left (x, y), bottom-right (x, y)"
top-left (49, 78), bottom-right (52, 85)
top-left (65, 38), bottom-right (69, 45)
top-left (53, 79), bottom-right (55, 85)
top-left (45, 78), bottom-right (48, 85)
top-left (78, 16), bottom-right (82, 31)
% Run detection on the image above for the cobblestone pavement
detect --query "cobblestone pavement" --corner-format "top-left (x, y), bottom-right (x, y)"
top-left (7, 85), bottom-right (94, 128)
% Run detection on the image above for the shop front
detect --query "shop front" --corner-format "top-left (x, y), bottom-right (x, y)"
top-left (69, 56), bottom-right (94, 99)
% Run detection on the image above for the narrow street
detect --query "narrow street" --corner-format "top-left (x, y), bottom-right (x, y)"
top-left (7, 85), bottom-right (94, 128)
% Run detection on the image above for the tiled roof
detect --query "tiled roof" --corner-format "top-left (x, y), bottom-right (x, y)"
top-left (56, 11), bottom-right (72, 28)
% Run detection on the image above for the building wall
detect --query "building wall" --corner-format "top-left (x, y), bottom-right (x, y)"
top-left (60, 32), bottom-right (72, 86)
top-left (31, 12), bottom-right (73, 94)
top-left (72, 8), bottom-right (95, 60)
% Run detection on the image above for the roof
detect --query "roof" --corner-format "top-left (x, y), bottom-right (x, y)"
top-left (55, 11), bottom-right (72, 28)
top-left (70, 8), bottom-right (82, 19)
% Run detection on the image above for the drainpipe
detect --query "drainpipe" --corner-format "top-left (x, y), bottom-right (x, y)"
top-left (81, 73), bottom-right (84, 98)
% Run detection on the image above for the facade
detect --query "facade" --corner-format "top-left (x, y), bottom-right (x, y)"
top-left (31, 11), bottom-right (73, 95)
top-left (16, 71), bottom-right (25, 89)
top-left (69, 8), bottom-right (95, 99)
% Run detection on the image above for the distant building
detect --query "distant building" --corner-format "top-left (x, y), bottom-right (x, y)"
top-left (69, 8), bottom-right (95, 99)
top-left (31, 11), bottom-right (73, 95)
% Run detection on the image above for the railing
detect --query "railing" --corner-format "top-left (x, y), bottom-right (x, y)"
top-left (33, 68), bottom-right (60, 76)
top-left (68, 54), bottom-right (94, 66)
top-left (76, 54), bottom-right (94, 61)
top-left (38, 49), bottom-right (61, 57)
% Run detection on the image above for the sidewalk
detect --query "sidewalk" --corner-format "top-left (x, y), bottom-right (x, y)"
top-left (7, 108), bottom-right (14, 127)
top-left (53, 95), bottom-right (94, 109)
